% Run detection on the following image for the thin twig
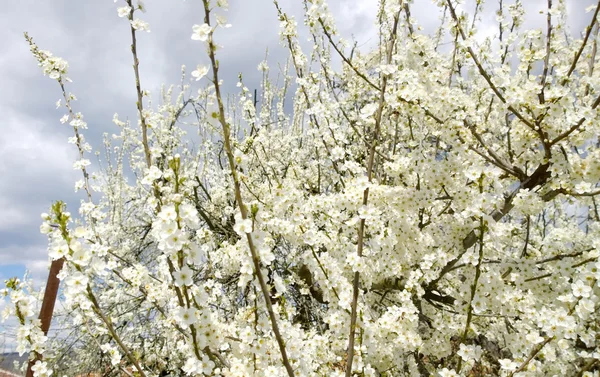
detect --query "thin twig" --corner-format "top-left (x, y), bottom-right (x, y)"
top-left (202, 2), bottom-right (294, 375)
top-left (345, 9), bottom-right (400, 377)
top-left (562, 0), bottom-right (600, 82)
top-left (125, 0), bottom-right (152, 168)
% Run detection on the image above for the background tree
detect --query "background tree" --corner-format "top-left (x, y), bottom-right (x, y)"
top-left (3, 0), bottom-right (600, 376)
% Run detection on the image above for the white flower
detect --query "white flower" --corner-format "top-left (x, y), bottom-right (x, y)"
top-left (173, 265), bottom-right (193, 287)
top-left (73, 159), bottom-right (91, 170)
top-left (498, 359), bottom-right (519, 371)
top-left (165, 230), bottom-right (187, 251)
top-left (205, 101), bottom-right (220, 127)
top-left (182, 357), bottom-right (200, 375)
top-left (65, 272), bottom-right (89, 295)
top-left (100, 344), bottom-right (122, 366)
top-left (131, 19), bottom-right (150, 32)
top-left (187, 243), bottom-right (207, 265)
top-left (200, 355), bottom-right (215, 375)
top-left (117, 6), bottom-right (131, 18)
top-left (71, 248), bottom-right (90, 266)
top-left (176, 307), bottom-right (197, 327)
top-left (70, 240), bottom-right (83, 254)
top-left (576, 298), bottom-right (596, 318)
top-left (73, 226), bottom-right (88, 238)
top-left (360, 103), bottom-right (378, 121)
top-left (358, 205), bottom-right (380, 220)
top-left (158, 205), bottom-right (177, 222)
top-left (257, 61), bottom-right (269, 71)
top-left (233, 218), bottom-right (253, 235)
top-left (346, 253), bottom-right (365, 273)
top-left (183, 354), bottom-right (216, 375)
top-left (572, 280), bottom-right (592, 298)
top-left (40, 222), bottom-right (52, 235)
top-left (557, 292), bottom-right (576, 303)
top-left (259, 246), bottom-right (275, 266)
top-left (191, 23), bottom-right (212, 41)
top-left (471, 295), bottom-right (487, 314)
top-left (526, 331), bottom-right (544, 344)
top-left (31, 360), bottom-right (52, 377)
top-left (191, 65), bottom-right (209, 81)
top-left (234, 150), bottom-right (247, 166)
top-left (216, 14), bottom-right (232, 28)
top-left (331, 146), bottom-right (345, 161)
top-left (457, 343), bottom-right (482, 362)
top-left (142, 166), bottom-right (162, 185)
top-left (179, 203), bottom-right (199, 224)
top-left (379, 64), bottom-right (397, 75)
top-left (159, 221), bottom-right (178, 238)
top-left (513, 189), bottom-right (544, 216)
top-left (69, 118), bottom-right (87, 129)
top-left (303, 228), bottom-right (318, 246)
top-left (49, 239), bottom-right (69, 260)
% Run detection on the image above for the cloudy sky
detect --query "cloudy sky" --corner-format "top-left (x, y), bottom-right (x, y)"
top-left (0, 0), bottom-right (593, 350)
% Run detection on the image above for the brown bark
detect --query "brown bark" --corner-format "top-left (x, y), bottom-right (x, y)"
top-left (26, 258), bottom-right (64, 377)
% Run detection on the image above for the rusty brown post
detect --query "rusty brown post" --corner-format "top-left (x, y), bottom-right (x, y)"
top-left (25, 258), bottom-right (64, 377)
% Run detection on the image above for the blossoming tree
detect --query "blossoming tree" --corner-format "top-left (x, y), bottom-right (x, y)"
top-left (3, 0), bottom-right (600, 376)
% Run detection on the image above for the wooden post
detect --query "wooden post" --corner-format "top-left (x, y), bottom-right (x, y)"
top-left (25, 258), bottom-right (64, 377)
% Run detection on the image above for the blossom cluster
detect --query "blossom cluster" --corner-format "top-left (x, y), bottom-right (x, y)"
top-left (6, 0), bottom-right (600, 376)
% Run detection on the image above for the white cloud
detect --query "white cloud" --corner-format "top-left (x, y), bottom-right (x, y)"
top-left (0, 109), bottom-right (79, 231)
top-left (0, 245), bottom-right (50, 283)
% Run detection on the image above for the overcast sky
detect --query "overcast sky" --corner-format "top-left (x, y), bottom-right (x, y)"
top-left (0, 0), bottom-right (593, 351)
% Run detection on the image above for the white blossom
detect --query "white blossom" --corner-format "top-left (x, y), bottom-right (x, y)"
top-left (191, 23), bottom-right (211, 41)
